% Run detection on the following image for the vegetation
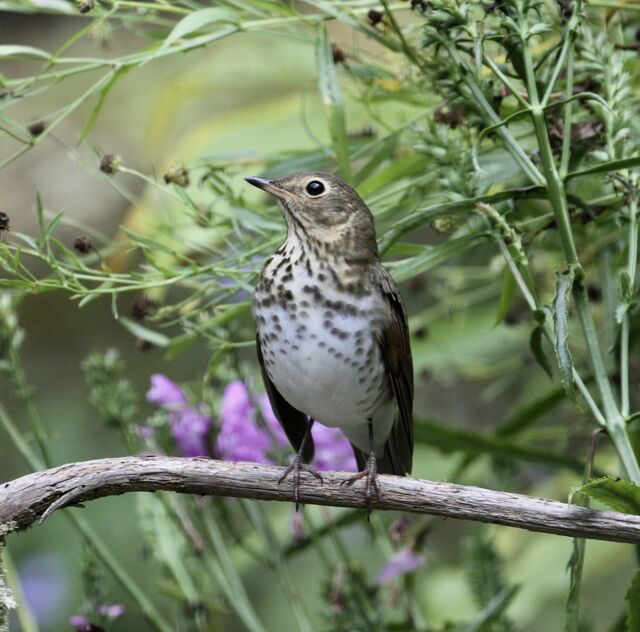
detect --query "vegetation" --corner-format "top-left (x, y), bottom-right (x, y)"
top-left (2, 0), bottom-right (640, 629)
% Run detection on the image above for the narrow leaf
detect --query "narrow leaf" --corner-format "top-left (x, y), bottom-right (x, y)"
top-left (119, 317), bottom-right (170, 347)
top-left (566, 155), bottom-right (640, 180)
top-left (387, 234), bottom-right (480, 283)
top-left (415, 418), bottom-right (586, 473)
top-left (578, 477), bottom-right (640, 514)
top-left (316, 27), bottom-right (351, 181)
top-left (78, 66), bottom-right (133, 143)
top-left (162, 8), bottom-right (238, 48)
top-left (495, 268), bottom-right (517, 326)
top-left (0, 45), bottom-right (51, 60)
top-left (553, 270), bottom-right (575, 399)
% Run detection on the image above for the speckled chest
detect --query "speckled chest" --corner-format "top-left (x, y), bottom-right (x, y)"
top-left (253, 242), bottom-right (390, 427)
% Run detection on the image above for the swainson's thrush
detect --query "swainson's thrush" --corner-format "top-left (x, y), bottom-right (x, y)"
top-left (247, 171), bottom-right (413, 503)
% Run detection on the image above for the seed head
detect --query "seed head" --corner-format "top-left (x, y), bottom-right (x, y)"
top-left (131, 295), bottom-right (159, 320)
top-left (0, 212), bottom-right (10, 232)
top-left (28, 121), bottom-right (46, 137)
top-left (367, 9), bottom-right (384, 26)
top-left (100, 153), bottom-right (121, 175)
top-left (76, 0), bottom-right (95, 12)
top-left (331, 43), bottom-right (346, 65)
top-left (163, 163), bottom-right (190, 188)
top-left (73, 235), bottom-right (94, 254)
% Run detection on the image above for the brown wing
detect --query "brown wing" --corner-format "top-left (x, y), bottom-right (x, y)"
top-left (256, 334), bottom-right (314, 463)
top-left (374, 267), bottom-right (414, 476)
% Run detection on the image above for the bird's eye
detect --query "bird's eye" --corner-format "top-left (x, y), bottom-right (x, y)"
top-left (305, 180), bottom-right (325, 196)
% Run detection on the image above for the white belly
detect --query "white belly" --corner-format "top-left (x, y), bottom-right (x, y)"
top-left (254, 266), bottom-right (395, 450)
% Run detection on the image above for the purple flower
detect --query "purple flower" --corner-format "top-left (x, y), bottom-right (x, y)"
top-left (69, 615), bottom-right (90, 630)
top-left (147, 375), bottom-right (211, 457)
top-left (259, 393), bottom-right (356, 470)
top-left (214, 381), bottom-right (357, 470)
top-left (170, 407), bottom-right (211, 457)
top-left (18, 552), bottom-right (69, 624)
top-left (376, 548), bottom-right (425, 585)
top-left (98, 603), bottom-right (125, 619)
top-left (147, 374), bottom-right (187, 407)
top-left (312, 423), bottom-right (357, 472)
top-left (216, 381), bottom-right (273, 463)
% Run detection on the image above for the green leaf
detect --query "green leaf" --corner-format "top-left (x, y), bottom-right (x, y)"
top-left (0, 45), bottom-right (51, 60)
top-left (162, 8), bottom-right (238, 48)
top-left (626, 569), bottom-right (640, 632)
top-left (466, 529), bottom-right (514, 615)
top-left (497, 386), bottom-right (565, 437)
top-left (495, 269), bottom-right (517, 326)
top-left (119, 317), bottom-right (170, 347)
top-left (566, 155), bottom-right (640, 180)
top-left (463, 586), bottom-right (518, 632)
top-left (529, 325), bottom-right (553, 379)
top-left (78, 66), bottom-right (133, 143)
top-left (553, 270), bottom-right (575, 400)
top-left (387, 234), bottom-right (480, 283)
top-left (578, 477), bottom-right (640, 514)
top-left (415, 418), bottom-right (586, 473)
top-left (316, 27), bottom-right (351, 182)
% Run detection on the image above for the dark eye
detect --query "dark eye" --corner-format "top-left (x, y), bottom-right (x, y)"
top-left (305, 180), bottom-right (325, 196)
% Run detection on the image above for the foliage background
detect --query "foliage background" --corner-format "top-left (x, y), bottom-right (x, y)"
top-left (1, 1), bottom-right (640, 630)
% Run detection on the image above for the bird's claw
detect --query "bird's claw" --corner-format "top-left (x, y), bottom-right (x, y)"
top-left (279, 455), bottom-right (323, 510)
top-left (341, 454), bottom-right (381, 515)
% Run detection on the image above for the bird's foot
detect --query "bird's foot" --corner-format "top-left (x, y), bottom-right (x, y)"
top-left (279, 454), bottom-right (323, 510)
top-left (341, 453), bottom-right (381, 513)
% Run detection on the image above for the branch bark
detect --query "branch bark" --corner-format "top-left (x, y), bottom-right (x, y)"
top-left (1, 455), bottom-right (639, 543)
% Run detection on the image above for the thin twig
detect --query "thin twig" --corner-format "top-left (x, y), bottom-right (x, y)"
top-left (1, 456), bottom-right (640, 544)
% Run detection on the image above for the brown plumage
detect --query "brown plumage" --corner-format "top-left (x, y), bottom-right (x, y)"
top-left (247, 171), bottom-right (413, 501)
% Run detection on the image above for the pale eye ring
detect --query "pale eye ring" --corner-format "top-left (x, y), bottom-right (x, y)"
top-left (305, 180), bottom-right (325, 196)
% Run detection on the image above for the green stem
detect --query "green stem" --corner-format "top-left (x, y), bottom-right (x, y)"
top-left (380, 0), bottom-right (425, 72)
top-left (202, 511), bottom-right (267, 632)
top-left (518, 16), bottom-right (640, 481)
top-left (559, 35), bottom-right (575, 177)
top-left (443, 40), bottom-right (544, 186)
top-left (8, 348), bottom-right (52, 466)
top-left (621, 188), bottom-right (638, 417)
top-left (489, 226), bottom-right (606, 426)
top-left (242, 501), bottom-right (314, 632)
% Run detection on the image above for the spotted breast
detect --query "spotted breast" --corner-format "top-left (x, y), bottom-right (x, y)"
top-left (253, 235), bottom-right (395, 454)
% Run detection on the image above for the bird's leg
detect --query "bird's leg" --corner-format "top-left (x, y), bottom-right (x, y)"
top-left (341, 419), bottom-right (381, 506)
top-left (279, 418), bottom-right (322, 509)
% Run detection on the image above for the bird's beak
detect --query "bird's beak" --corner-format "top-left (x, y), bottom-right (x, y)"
top-left (245, 176), bottom-right (286, 198)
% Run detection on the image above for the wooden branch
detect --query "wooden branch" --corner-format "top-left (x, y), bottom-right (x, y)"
top-left (1, 455), bottom-right (638, 543)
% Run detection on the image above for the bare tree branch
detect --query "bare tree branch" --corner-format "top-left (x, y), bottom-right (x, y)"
top-left (1, 455), bottom-right (638, 543)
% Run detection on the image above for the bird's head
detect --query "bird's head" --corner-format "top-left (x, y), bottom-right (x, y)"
top-left (245, 171), bottom-right (378, 261)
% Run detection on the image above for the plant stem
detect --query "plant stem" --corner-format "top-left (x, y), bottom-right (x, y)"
top-left (621, 187), bottom-right (638, 417)
top-left (7, 348), bottom-right (52, 466)
top-left (443, 40), bottom-right (544, 186)
top-left (242, 501), bottom-right (315, 632)
top-left (518, 14), bottom-right (640, 482)
top-left (202, 510), bottom-right (267, 632)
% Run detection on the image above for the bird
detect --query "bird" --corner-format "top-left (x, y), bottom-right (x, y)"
top-left (246, 171), bottom-right (413, 505)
